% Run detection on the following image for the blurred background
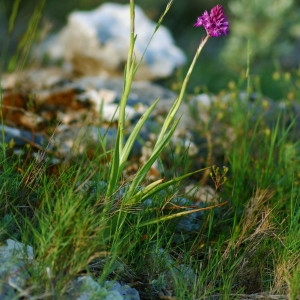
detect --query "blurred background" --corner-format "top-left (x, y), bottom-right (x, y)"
top-left (1, 0), bottom-right (300, 99)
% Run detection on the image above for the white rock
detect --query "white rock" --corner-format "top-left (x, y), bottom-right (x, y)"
top-left (101, 103), bottom-right (138, 122)
top-left (36, 3), bottom-right (186, 80)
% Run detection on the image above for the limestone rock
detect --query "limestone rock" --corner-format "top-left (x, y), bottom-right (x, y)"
top-left (35, 3), bottom-right (186, 80)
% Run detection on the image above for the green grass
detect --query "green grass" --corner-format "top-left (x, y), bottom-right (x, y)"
top-left (1, 1), bottom-right (300, 299)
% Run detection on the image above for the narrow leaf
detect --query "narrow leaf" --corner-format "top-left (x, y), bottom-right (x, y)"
top-left (138, 201), bottom-right (228, 227)
top-left (120, 98), bottom-right (159, 166)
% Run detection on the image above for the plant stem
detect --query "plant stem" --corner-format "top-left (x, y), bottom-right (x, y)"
top-left (156, 34), bottom-right (210, 146)
top-left (179, 35), bottom-right (210, 102)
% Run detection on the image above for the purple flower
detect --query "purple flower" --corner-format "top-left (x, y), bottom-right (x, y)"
top-left (194, 5), bottom-right (229, 37)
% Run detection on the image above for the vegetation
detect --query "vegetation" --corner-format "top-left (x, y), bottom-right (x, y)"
top-left (1, 0), bottom-right (300, 299)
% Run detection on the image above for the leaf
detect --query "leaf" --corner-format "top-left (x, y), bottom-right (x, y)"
top-left (120, 98), bottom-right (159, 167)
top-left (138, 201), bottom-right (228, 227)
top-left (125, 167), bottom-right (209, 206)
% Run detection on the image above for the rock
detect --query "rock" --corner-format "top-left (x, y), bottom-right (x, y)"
top-left (0, 239), bottom-right (34, 299)
top-left (52, 125), bottom-right (118, 157)
top-left (0, 125), bottom-right (46, 148)
top-left (184, 185), bottom-right (220, 205)
top-left (169, 197), bottom-right (205, 243)
top-left (166, 263), bottom-right (196, 290)
top-left (5, 65), bottom-right (300, 170)
top-left (1, 67), bottom-right (72, 91)
top-left (35, 3), bottom-right (186, 80)
top-left (1, 68), bottom-right (183, 159)
top-left (146, 246), bottom-right (196, 297)
top-left (0, 239), bottom-right (34, 262)
top-left (66, 276), bottom-right (140, 300)
top-left (103, 281), bottom-right (140, 300)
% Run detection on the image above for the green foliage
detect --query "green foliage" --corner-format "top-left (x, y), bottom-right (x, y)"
top-left (222, 0), bottom-right (300, 71)
top-left (6, 0), bottom-right (46, 71)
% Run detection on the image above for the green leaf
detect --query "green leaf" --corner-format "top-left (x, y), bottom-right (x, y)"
top-left (105, 130), bottom-right (121, 199)
top-left (138, 201), bottom-right (228, 227)
top-left (125, 167), bottom-right (208, 206)
top-left (124, 119), bottom-right (180, 202)
top-left (120, 98), bottom-right (160, 167)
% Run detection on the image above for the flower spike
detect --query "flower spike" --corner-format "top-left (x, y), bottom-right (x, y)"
top-left (194, 5), bottom-right (229, 37)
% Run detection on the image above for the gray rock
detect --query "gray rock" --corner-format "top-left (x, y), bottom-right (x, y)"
top-left (0, 125), bottom-right (46, 147)
top-left (104, 281), bottom-right (140, 300)
top-left (0, 239), bottom-right (34, 298)
top-left (74, 76), bottom-right (177, 106)
top-left (166, 263), bottom-right (196, 291)
top-left (77, 277), bottom-right (122, 300)
top-left (66, 276), bottom-right (140, 300)
top-left (35, 3), bottom-right (186, 80)
top-left (146, 246), bottom-right (196, 297)
top-left (167, 197), bottom-right (204, 243)
top-left (0, 239), bottom-right (34, 262)
top-left (52, 125), bottom-right (119, 157)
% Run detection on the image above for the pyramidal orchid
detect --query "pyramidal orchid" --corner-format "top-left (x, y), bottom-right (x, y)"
top-left (105, 1), bottom-right (230, 209)
top-left (175, 5), bottom-right (229, 115)
top-left (194, 4), bottom-right (229, 37)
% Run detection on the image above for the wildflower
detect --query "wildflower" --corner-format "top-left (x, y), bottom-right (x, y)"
top-left (194, 5), bottom-right (229, 37)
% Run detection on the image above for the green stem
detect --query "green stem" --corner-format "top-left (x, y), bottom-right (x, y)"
top-left (119, 0), bottom-right (136, 152)
top-left (126, 35), bottom-right (211, 201)
top-left (156, 34), bottom-right (210, 146)
top-left (179, 35), bottom-right (210, 102)
top-left (105, 0), bottom-right (136, 199)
